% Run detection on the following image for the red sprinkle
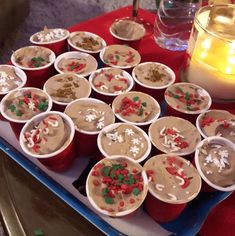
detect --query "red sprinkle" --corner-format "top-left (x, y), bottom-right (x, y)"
top-left (129, 198), bottom-right (135, 204)
top-left (93, 179), bottom-right (100, 186)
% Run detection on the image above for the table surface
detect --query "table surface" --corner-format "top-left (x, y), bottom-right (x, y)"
top-left (0, 5), bottom-right (235, 236)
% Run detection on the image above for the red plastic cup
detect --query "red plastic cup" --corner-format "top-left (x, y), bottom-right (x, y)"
top-left (97, 122), bottom-right (152, 163)
top-left (86, 155), bottom-right (148, 217)
top-left (30, 29), bottom-right (70, 56)
top-left (54, 51), bottom-right (98, 78)
top-left (109, 18), bottom-right (146, 50)
top-left (132, 62), bottom-right (175, 104)
top-left (43, 73), bottom-right (91, 112)
top-left (195, 136), bottom-right (235, 192)
top-left (89, 67), bottom-right (134, 105)
top-left (11, 46), bottom-right (56, 89)
top-left (64, 98), bottom-right (115, 157)
top-left (0, 87), bottom-right (53, 139)
top-left (144, 192), bottom-right (187, 223)
top-left (19, 111), bottom-right (75, 171)
top-left (164, 82), bottom-right (212, 124)
top-left (67, 31), bottom-right (106, 60)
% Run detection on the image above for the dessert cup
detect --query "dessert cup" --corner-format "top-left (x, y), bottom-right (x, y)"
top-left (19, 111), bottom-right (75, 171)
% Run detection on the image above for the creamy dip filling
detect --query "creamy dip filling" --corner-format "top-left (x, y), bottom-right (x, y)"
top-left (87, 157), bottom-right (146, 215)
top-left (93, 68), bottom-right (130, 94)
top-left (133, 63), bottom-right (174, 87)
top-left (198, 140), bottom-right (235, 187)
top-left (113, 92), bottom-right (159, 123)
top-left (110, 19), bottom-right (145, 40)
top-left (165, 84), bottom-right (210, 113)
top-left (0, 66), bottom-right (23, 93)
top-left (45, 74), bottom-right (90, 103)
top-left (33, 27), bottom-right (67, 42)
top-left (65, 100), bottom-right (115, 132)
top-left (14, 47), bottom-right (51, 68)
top-left (144, 154), bottom-right (201, 203)
top-left (100, 124), bottom-right (148, 160)
top-left (103, 45), bottom-right (140, 67)
top-left (149, 117), bottom-right (201, 155)
top-left (4, 89), bottom-right (49, 120)
top-left (22, 114), bottom-right (69, 155)
top-left (70, 32), bottom-right (103, 51)
top-left (199, 110), bottom-right (235, 144)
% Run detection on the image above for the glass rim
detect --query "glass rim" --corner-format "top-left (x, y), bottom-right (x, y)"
top-left (194, 4), bottom-right (235, 43)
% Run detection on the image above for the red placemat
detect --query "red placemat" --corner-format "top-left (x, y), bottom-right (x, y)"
top-left (67, 6), bottom-right (235, 235)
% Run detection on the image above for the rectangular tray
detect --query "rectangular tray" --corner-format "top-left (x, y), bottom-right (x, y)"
top-left (0, 6), bottom-right (232, 236)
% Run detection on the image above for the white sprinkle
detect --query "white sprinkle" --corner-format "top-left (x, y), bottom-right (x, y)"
top-left (173, 185), bottom-right (176, 189)
top-left (130, 146), bottom-right (140, 154)
top-left (186, 191), bottom-right (190, 194)
top-left (176, 175), bottom-right (185, 186)
top-left (108, 142), bottom-right (112, 146)
top-left (160, 127), bottom-right (166, 135)
top-left (125, 128), bottom-right (135, 136)
top-left (131, 138), bottom-right (141, 145)
top-left (206, 170), bottom-right (213, 175)
top-left (155, 184), bottom-right (165, 191)
top-left (167, 193), bottom-right (177, 201)
top-left (48, 120), bottom-right (59, 128)
top-left (85, 114), bottom-right (97, 122)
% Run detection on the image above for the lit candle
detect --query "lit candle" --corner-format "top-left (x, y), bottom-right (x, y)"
top-left (186, 5), bottom-right (235, 101)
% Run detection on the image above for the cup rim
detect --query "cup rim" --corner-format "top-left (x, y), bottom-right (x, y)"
top-left (148, 115), bottom-right (201, 156)
top-left (29, 29), bottom-right (70, 45)
top-left (196, 109), bottom-right (234, 140)
top-left (164, 82), bottom-right (212, 115)
top-left (97, 122), bottom-right (152, 163)
top-left (132, 61), bottom-right (176, 90)
top-left (144, 153), bottom-right (202, 204)
top-left (112, 91), bottom-right (161, 126)
top-left (65, 97), bottom-right (115, 135)
top-left (99, 44), bottom-right (141, 69)
top-left (11, 46), bottom-right (56, 71)
top-left (86, 155), bottom-right (148, 217)
top-left (54, 51), bottom-right (98, 77)
top-left (0, 64), bottom-right (27, 95)
top-left (88, 67), bottom-right (134, 97)
top-left (67, 31), bottom-right (107, 54)
top-left (19, 111), bottom-right (75, 159)
top-left (194, 136), bottom-right (235, 192)
top-left (0, 87), bottom-right (53, 123)
top-left (43, 73), bottom-right (91, 106)
top-left (109, 19), bottom-right (146, 42)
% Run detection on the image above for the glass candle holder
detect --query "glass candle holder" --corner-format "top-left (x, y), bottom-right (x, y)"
top-left (181, 4), bottom-right (235, 102)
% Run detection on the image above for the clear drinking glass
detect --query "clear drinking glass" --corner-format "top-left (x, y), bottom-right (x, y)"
top-left (154, 0), bottom-right (201, 51)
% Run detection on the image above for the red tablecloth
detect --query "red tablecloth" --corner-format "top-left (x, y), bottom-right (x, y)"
top-left (68, 6), bottom-right (235, 236)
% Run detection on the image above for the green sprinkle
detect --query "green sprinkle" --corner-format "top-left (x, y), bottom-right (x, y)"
top-left (38, 102), bottom-right (47, 111)
top-left (102, 166), bottom-right (111, 177)
top-left (185, 92), bottom-right (190, 101)
top-left (32, 57), bottom-right (45, 62)
top-left (112, 164), bottom-right (124, 171)
top-left (186, 106), bottom-right (192, 111)
top-left (110, 169), bottom-right (116, 179)
top-left (173, 94), bottom-right (180, 99)
top-left (133, 96), bottom-right (139, 102)
top-left (176, 86), bottom-right (183, 93)
top-left (33, 63), bottom-right (41, 67)
top-left (117, 174), bottom-right (124, 182)
top-left (16, 110), bottom-right (23, 117)
top-left (105, 196), bottom-right (114, 204)
top-left (70, 65), bottom-right (75, 71)
top-left (115, 55), bottom-right (120, 60)
top-left (133, 188), bottom-right (140, 196)
top-left (8, 104), bottom-right (16, 112)
top-left (102, 188), bottom-right (109, 196)
top-left (18, 100), bottom-right (24, 106)
top-left (124, 173), bottom-right (135, 185)
top-left (138, 107), bottom-right (144, 116)
top-left (34, 229), bottom-right (43, 236)
top-left (141, 102), bottom-right (147, 107)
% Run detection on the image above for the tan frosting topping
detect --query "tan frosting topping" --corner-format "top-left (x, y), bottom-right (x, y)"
top-left (100, 124), bottom-right (148, 160)
top-left (33, 26), bottom-right (68, 42)
top-left (110, 19), bottom-right (145, 40)
top-left (57, 57), bottom-right (96, 75)
top-left (144, 154), bottom-right (201, 203)
top-left (3, 89), bottom-right (49, 121)
top-left (113, 92), bottom-right (159, 124)
top-left (149, 116), bottom-right (201, 155)
top-left (133, 63), bottom-right (174, 87)
top-left (14, 47), bottom-right (51, 68)
top-left (199, 110), bottom-right (235, 144)
top-left (45, 74), bottom-right (90, 103)
top-left (92, 68), bottom-right (130, 94)
top-left (22, 114), bottom-right (69, 155)
top-left (103, 45), bottom-right (140, 67)
top-left (70, 32), bottom-right (103, 51)
top-left (65, 100), bottom-right (115, 132)
top-left (87, 157), bottom-right (147, 216)
top-left (198, 139), bottom-right (235, 187)
top-left (0, 66), bottom-right (23, 93)
top-left (165, 83), bottom-right (210, 113)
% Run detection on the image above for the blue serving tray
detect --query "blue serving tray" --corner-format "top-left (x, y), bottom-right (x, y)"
top-left (0, 135), bottom-right (231, 236)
